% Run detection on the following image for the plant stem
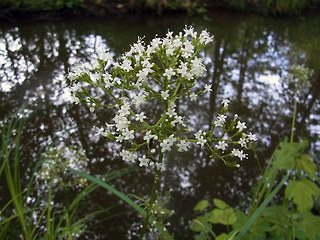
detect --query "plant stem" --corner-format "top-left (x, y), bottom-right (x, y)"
top-left (138, 151), bottom-right (163, 240)
top-left (290, 94), bottom-right (297, 143)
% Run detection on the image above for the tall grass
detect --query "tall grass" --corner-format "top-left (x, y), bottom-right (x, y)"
top-left (0, 110), bottom-right (136, 239)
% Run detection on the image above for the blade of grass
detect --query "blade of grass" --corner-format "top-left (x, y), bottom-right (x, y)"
top-left (66, 167), bottom-right (145, 216)
top-left (233, 170), bottom-right (291, 240)
top-left (67, 167), bottom-right (174, 239)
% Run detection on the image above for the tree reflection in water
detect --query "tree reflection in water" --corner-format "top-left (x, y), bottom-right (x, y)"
top-left (0, 11), bottom-right (319, 239)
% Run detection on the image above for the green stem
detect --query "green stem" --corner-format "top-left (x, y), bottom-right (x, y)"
top-left (290, 94), bottom-right (297, 143)
top-left (138, 151), bottom-right (163, 240)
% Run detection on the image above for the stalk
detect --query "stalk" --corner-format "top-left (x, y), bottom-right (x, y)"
top-left (138, 151), bottom-right (163, 240)
top-left (290, 93), bottom-right (298, 143)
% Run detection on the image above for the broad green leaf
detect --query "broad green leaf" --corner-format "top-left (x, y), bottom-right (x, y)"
top-left (213, 198), bottom-right (230, 209)
top-left (285, 179), bottom-right (320, 212)
top-left (194, 200), bottom-right (209, 211)
top-left (194, 234), bottom-right (208, 240)
top-left (296, 154), bottom-right (317, 178)
top-left (209, 208), bottom-right (237, 225)
top-left (216, 233), bottom-right (228, 240)
top-left (232, 210), bottom-right (246, 229)
top-left (300, 212), bottom-right (320, 240)
top-left (189, 216), bottom-right (211, 232)
top-left (273, 141), bottom-right (307, 170)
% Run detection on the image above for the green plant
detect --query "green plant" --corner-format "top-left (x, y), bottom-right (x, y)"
top-left (0, 110), bottom-right (133, 239)
top-left (190, 65), bottom-right (320, 240)
top-left (67, 26), bottom-right (258, 238)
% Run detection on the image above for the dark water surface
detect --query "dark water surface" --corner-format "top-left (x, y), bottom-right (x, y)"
top-left (0, 11), bottom-right (319, 239)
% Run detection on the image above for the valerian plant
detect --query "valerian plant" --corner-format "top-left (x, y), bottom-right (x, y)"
top-left (189, 65), bottom-right (320, 240)
top-left (67, 26), bottom-right (257, 238)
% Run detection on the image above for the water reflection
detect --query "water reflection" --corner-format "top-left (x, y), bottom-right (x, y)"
top-left (0, 12), bottom-right (319, 239)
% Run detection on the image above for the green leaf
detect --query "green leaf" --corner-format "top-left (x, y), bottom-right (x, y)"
top-left (273, 141), bottom-right (307, 170)
top-left (300, 212), bottom-right (320, 240)
top-left (209, 208), bottom-right (237, 225)
top-left (216, 233), bottom-right (228, 240)
top-left (190, 216), bottom-right (211, 232)
top-left (194, 200), bottom-right (209, 211)
top-left (193, 200), bottom-right (209, 211)
top-left (296, 154), bottom-right (317, 178)
top-left (213, 198), bottom-right (230, 209)
top-left (285, 179), bottom-right (320, 212)
top-left (194, 234), bottom-right (208, 240)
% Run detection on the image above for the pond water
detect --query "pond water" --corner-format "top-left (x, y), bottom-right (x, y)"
top-left (0, 10), bottom-right (319, 239)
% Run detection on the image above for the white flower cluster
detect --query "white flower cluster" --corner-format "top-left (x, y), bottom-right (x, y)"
top-left (68, 27), bottom-right (256, 169)
top-left (37, 145), bottom-right (89, 187)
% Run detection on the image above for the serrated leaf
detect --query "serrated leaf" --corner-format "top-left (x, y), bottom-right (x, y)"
top-left (194, 200), bottom-right (209, 211)
top-left (209, 208), bottom-right (237, 225)
top-left (285, 179), bottom-right (320, 212)
top-left (296, 154), bottom-right (317, 178)
top-left (213, 198), bottom-right (229, 209)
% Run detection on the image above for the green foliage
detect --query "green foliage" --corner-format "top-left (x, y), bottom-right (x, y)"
top-left (262, 0), bottom-right (320, 15)
top-left (0, 111), bottom-right (132, 239)
top-left (0, 0), bottom-right (84, 10)
top-left (194, 200), bottom-right (209, 211)
top-left (190, 140), bottom-right (320, 240)
top-left (285, 179), bottom-right (320, 212)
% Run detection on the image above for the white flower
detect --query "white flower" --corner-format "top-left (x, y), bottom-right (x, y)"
top-left (115, 135), bottom-right (124, 142)
top-left (215, 141), bottom-right (228, 151)
top-left (70, 82), bottom-right (82, 93)
top-left (182, 40), bottom-right (194, 59)
top-left (184, 26), bottom-right (197, 38)
top-left (196, 137), bottom-right (207, 147)
top-left (214, 114), bottom-right (227, 128)
top-left (160, 135), bottom-right (176, 153)
top-left (238, 137), bottom-right (247, 147)
top-left (93, 126), bottom-right (108, 137)
top-left (194, 130), bottom-right (206, 139)
top-left (166, 107), bottom-right (177, 118)
top-left (135, 112), bottom-right (147, 122)
top-left (194, 130), bottom-right (207, 147)
top-left (231, 148), bottom-right (247, 161)
top-left (132, 93), bottom-right (146, 106)
top-left (177, 140), bottom-right (190, 152)
top-left (204, 84), bottom-right (212, 93)
top-left (236, 121), bottom-right (247, 132)
top-left (163, 68), bottom-right (176, 80)
top-left (143, 131), bottom-right (158, 143)
top-left (118, 104), bottom-right (130, 116)
top-left (221, 99), bottom-right (230, 108)
top-left (122, 129), bottom-right (135, 140)
top-left (248, 132), bottom-right (257, 142)
top-left (113, 115), bottom-right (130, 131)
top-left (161, 90), bottom-right (170, 100)
top-left (121, 58), bottom-right (133, 72)
top-left (171, 115), bottom-right (184, 126)
top-left (138, 155), bottom-right (150, 167)
top-left (119, 150), bottom-right (137, 163)
top-left (199, 30), bottom-right (213, 44)
top-left (191, 58), bottom-right (205, 77)
top-left (177, 62), bottom-right (189, 78)
top-left (155, 162), bottom-right (162, 171)
top-left (189, 92), bottom-right (197, 101)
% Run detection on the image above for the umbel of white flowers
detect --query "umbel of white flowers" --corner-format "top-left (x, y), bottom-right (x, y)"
top-left (67, 26), bottom-right (257, 170)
